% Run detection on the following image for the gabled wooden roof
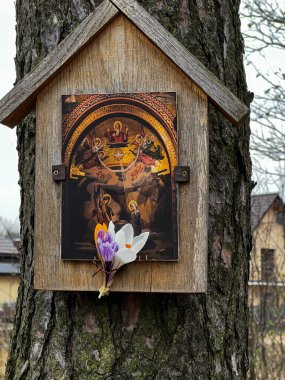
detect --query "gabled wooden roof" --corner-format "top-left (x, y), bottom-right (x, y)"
top-left (0, 0), bottom-right (249, 128)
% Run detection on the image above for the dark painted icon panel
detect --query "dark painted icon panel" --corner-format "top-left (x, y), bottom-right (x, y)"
top-left (61, 92), bottom-right (178, 261)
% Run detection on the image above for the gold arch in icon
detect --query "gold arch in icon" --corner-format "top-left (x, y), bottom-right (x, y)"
top-left (64, 103), bottom-right (177, 174)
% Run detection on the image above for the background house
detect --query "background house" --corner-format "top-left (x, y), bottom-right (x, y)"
top-left (250, 193), bottom-right (285, 312)
top-left (0, 236), bottom-right (20, 306)
top-left (249, 194), bottom-right (285, 377)
top-left (250, 193), bottom-right (285, 285)
top-left (0, 236), bottom-right (20, 379)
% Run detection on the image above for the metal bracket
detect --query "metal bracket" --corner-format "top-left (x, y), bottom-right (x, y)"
top-left (174, 166), bottom-right (190, 182)
top-left (52, 164), bottom-right (66, 182)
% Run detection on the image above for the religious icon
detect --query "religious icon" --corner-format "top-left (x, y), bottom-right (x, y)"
top-left (61, 92), bottom-right (178, 261)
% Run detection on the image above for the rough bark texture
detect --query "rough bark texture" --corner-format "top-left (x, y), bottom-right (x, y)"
top-left (6, 0), bottom-right (252, 379)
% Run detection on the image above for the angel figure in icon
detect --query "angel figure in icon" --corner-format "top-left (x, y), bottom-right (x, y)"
top-left (92, 189), bottom-right (114, 226)
top-left (75, 135), bottom-right (105, 169)
top-left (130, 128), bottom-right (164, 166)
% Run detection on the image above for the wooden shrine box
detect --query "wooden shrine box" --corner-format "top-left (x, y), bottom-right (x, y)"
top-left (0, 0), bottom-right (249, 293)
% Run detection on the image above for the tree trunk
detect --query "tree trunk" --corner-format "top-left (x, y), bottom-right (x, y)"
top-left (6, 0), bottom-right (251, 379)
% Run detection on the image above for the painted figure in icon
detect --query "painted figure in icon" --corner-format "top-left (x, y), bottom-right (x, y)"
top-left (131, 128), bottom-right (164, 166)
top-left (142, 133), bottom-right (164, 161)
top-left (128, 200), bottom-right (142, 236)
top-left (92, 188), bottom-right (114, 226)
top-left (75, 135), bottom-right (105, 169)
top-left (100, 194), bottom-right (114, 225)
top-left (105, 121), bottom-right (129, 143)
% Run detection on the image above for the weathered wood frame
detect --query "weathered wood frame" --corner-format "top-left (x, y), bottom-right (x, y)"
top-left (34, 15), bottom-right (208, 293)
top-left (0, 0), bottom-right (250, 293)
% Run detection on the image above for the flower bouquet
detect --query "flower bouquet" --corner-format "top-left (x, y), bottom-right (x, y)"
top-left (93, 221), bottom-right (149, 298)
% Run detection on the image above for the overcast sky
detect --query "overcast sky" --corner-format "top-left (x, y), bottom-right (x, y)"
top-left (0, 2), bottom-right (18, 224)
top-left (0, 2), bottom-right (284, 223)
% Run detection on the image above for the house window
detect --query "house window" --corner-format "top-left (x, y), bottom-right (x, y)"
top-left (261, 249), bottom-right (275, 281)
top-left (276, 212), bottom-right (284, 224)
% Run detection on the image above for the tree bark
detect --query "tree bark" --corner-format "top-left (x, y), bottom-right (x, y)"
top-left (6, 0), bottom-right (252, 379)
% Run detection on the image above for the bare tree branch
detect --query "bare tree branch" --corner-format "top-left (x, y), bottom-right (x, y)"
top-left (242, 0), bottom-right (285, 184)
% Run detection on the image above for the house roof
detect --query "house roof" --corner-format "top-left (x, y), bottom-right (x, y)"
top-left (0, 237), bottom-right (19, 256)
top-left (0, 0), bottom-right (249, 128)
top-left (251, 193), bottom-right (280, 230)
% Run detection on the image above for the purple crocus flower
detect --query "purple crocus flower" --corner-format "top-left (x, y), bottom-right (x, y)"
top-left (97, 230), bottom-right (119, 262)
top-left (97, 229), bottom-right (106, 240)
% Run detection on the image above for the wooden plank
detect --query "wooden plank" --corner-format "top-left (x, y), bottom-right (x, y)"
top-left (110, 0), bottom-right (249, 127)
top-left (151, 80), bottom-right (208, 293)
top-left (34, 15), bottom-right (208, 293)
top-left (0, 0), bottom-right (119, 128)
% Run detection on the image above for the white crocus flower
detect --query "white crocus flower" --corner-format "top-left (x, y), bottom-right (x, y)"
top-left (108, 222), bottom-right (149, 269)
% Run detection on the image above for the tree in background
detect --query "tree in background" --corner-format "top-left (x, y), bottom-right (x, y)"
top-left (5, 1), bottom-right (251, 379)
top-left (242, 2), bottom-right (285, 378)
top-left (0, 218), bottom-right (20, 240)
top-left (242, 0), bottom-right (285, 194)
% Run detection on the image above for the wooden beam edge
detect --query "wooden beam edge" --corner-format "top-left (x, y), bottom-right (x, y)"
top-left (0, 0), bottom-right (119, 128)
top-left (34, 284), bottom-right (208, 293)
top-left (110, 0), bottom-right (249, 126)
